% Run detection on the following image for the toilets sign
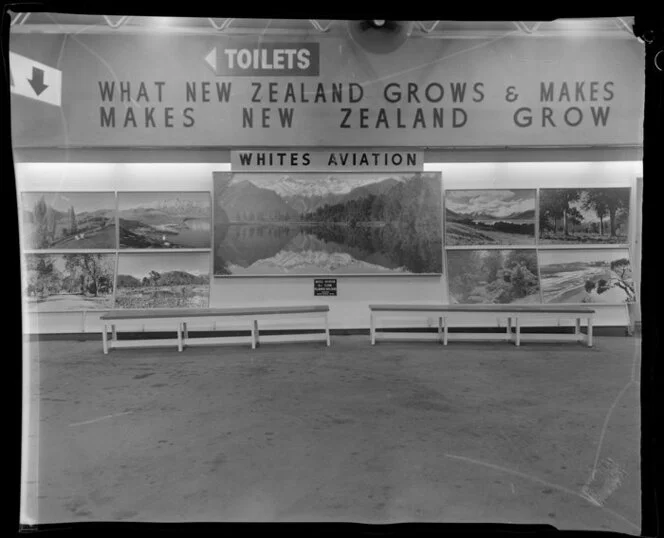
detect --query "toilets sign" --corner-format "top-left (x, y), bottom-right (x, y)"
top-left (205, 42), bottom-right (320, 76)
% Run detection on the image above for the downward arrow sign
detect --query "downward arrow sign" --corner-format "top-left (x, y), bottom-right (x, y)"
top-left (28, 67), bottom-right (48, 95)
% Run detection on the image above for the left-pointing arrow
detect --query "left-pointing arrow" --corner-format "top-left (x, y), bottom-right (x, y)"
top-left (28, 67), bottom-right (48, 96)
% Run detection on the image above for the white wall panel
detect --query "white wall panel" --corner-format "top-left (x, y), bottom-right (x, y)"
top-left (17, 160), bottom-right (641, 333)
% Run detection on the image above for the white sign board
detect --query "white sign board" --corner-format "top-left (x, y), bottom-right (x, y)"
top-left (231, 149), bottom-right (424, 171)
top-left (10, 52), bottom-right (62, 107)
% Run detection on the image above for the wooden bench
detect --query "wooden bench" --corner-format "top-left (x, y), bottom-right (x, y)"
top-left (100, 305), bottom-right (330, 354)
top-left (369, 304), bottom-right (595, 347)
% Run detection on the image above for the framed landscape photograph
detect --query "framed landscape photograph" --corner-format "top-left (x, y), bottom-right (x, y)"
top-left (24, 253), bottom-right (115, 312)
top-left (445, 189), bottom-right (536, 246)
top-left (446, 249), bottom-right (541, 304)
top-left (118, 192), bottom-right (211, 249)
top-left (213, 172), bottom-right (443, 276)
top-left (539, 188), bottom-right (630, 244)
top-left (21, 192), bottom-right (116, 250)
top-left (539, 249), bottom-right (636, 304)
top-left (115, 252), bottom-right (210, 308)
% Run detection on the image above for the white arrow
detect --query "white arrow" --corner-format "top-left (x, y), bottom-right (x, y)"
top-left (205, 47), bottom-right (216, 72)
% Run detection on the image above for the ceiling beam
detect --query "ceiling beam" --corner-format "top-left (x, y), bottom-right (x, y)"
top-left (309, 20), bottom-right (334, 32)
top-left (102, 15), bottom-right (132, 29)
top-left (208, 18), bottom-right (234, 31)
top-left (417, 21), bottom-right (440, 33)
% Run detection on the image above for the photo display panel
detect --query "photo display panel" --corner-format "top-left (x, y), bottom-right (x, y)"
top-left (24, 253), bottom-right (116, 312)
top-left (21, 192), bottom-right (117, 250)
top-left (115, 252), bottom-right (210, 309)
top-left (118, 191), bottom-right (211, 249)
top-left (446, 249), bottom-right (541, 304)
top-left (538, 248), bottom-right (635, 304)
top-left (539, 188), bottom-right (630, 244)
top-left (213, 171), bottom-right (443, 276)
top-left (445, 189), bottom-right (536, 246)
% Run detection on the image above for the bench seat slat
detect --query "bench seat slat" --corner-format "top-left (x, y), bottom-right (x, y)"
top-left (101, 305), bottom-right (329, 320)
top-left (369, 304), bottom-right (595, 314)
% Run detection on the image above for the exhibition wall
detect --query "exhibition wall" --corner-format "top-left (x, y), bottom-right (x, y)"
top-left (16, 159), bottom-right (641, 334)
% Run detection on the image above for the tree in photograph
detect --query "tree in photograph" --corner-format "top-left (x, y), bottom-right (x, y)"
top-left (69, 206), bottom-right (78, 235)
top-left (540, 189), bottom-right (581, 235)
top-left (448, 251), bottom-right (483, 302)
top-left (582, 191), bottom-right (608, 236)
top-left (32, 196), bottom-right (50, 248)
top-left (604, 190), bottom-right (630, 238)
top-left (45, 205), bottom-right (57, 243)
top-left (582, 189), bottom-right (629, 238)
top-left (609, 258), bottom-right (636, 301)
top-left (558, 190), bottom-right (581, 235)
top-left (147, 270), bottom-right (161, 287)
top-left (483, 250), bottom-right (503, 283)
top-left (26, 255), bottom-right (61, 299)
top-left (62, 254), bottom-right (112, 297)
top-left (566, 207), bottom-right (584, 233)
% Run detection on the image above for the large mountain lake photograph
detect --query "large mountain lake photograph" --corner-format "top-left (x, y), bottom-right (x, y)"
top-left (119, 192), bottom-right (211, 249)
top-left (445, 189), bottom-right (536, 245)
top-left (213, 172), bottom-right (443, 275)
top-left (21, 192), bottom-right (116, 250)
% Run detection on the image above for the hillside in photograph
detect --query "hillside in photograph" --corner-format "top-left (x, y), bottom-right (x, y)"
top-left (213, 172), bottom-right (442, 275)
top-left (115, 253), bottom-right (209, 308)
top-left (24, 253), bottom-right (115, 311)
top-left (539, 250), bottom-right (635, 303)
top-left (445, 190), bottom-right (536, 246)
top-left (22, 192), bottom-right (116, 250)
top-left (447, 249), bottom-right (541, 304)
top-left (119, 193), bottom-right (211, 249)
top-left (539, 188), bottom-right (630, 244)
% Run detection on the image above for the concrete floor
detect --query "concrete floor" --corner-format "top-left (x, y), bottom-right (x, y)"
top-left (22, 335), bottom-right (641, 532)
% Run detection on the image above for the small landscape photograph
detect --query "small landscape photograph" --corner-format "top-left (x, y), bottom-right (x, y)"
top-left (115, 252), bottom-right (210, 308)
top-left (118, 192), bottom-right (211, 249)
top-left (446, 249), bottom-right (541, 304)
top-left (445, 189), bottom-right (536, 245)
top-left (539, 188), bottom-right (630, 244)
top-left (539, 249), bottom-right (635, 304)
top-left (24, 253), bottom-right (115, 311)
top-left (21, 192), bottom-right (116, 250)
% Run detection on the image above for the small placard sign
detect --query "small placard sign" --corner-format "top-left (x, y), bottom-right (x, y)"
top-left (314, 278), bottom-right (337, 296)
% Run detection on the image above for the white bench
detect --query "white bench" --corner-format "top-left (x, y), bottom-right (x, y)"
top-left (100, 305), bottom-right (330, 353)
top-left (369, 304), bottom-right (595, 347)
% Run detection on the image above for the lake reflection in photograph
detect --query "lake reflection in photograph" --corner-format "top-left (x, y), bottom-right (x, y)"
top-left (213, 172), bottom-right (442, 275)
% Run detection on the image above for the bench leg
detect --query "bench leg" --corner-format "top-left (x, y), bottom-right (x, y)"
top-left (111, 324), bottom-right (117, 342)
top-left (102, 324), bottom-right (108, 354)
top-left (438, 317), bottom-right (443, 344)
top-left (587, 317), bottom-right (593, 347)
top-left (177, 323), bottom-right (183, 352)
top-left (254, 320), bottom-right (260, 348)
top-left (250, 320), bottom-right (256, 350)
top-left (507, 317), bottom-right (512, 341)
top-left (370, 313), bottom-right (375, 345)
top-left (324, 314), bottom-right (330, 347)
top-left (515, 317), bottom-right (521, 347)
top-left (183, 322), bottom-right (188, 340)
top-left (575, 318), bottom-right (581, 342)
top-left (443, 317), bottom-right (448, 346)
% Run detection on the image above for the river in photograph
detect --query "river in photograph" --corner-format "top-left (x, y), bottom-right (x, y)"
top-left (214, 223), bottom-right (442, 275)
